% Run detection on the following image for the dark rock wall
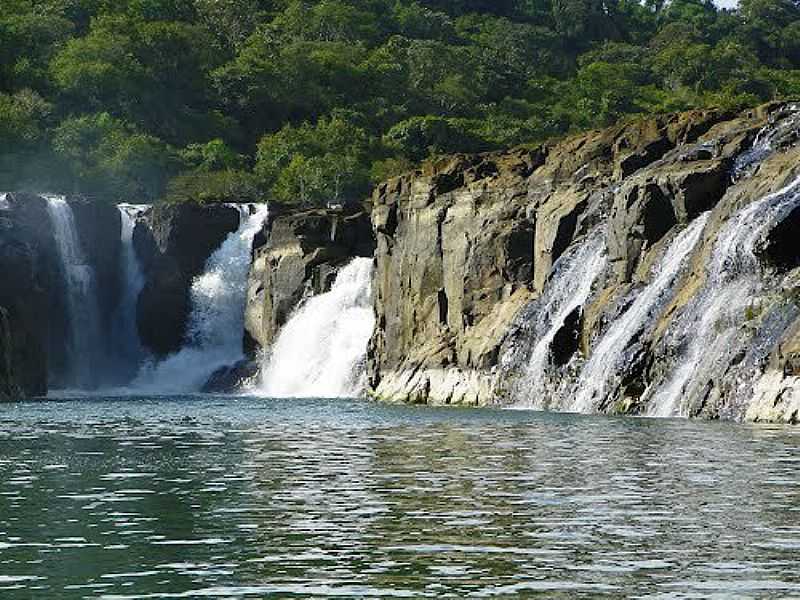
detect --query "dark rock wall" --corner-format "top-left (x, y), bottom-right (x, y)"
top-left (68, 198), bottom-right (122, 334)
top-left (0, 193), bottom-right (58, 398)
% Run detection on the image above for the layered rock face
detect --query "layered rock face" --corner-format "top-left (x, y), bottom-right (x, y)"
top-left (244, 206), bottom-right (374, 353)
top-left (367, 103), bottom-right (800, 422)
top-left (134, 203), bottom-right (241, 356)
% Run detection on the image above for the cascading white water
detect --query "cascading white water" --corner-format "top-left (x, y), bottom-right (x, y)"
top-left (734, 104), bottom-right (800, 178)
top-left (133, 204), bottom-right (269, 392)
top-left (109, 204), bottom-right (149, 382)
top-left (648, 176), bottom-right (800, 417)
top-left (506, 230), bottom-right (607, 409)
top-left (44, 195), bottom-right (103, 388)
top-left (257, 257), bottom-right (375, 398)
top-left (571, 213), bottom-right (709, 412)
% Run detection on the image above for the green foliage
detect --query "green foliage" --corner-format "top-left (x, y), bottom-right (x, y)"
top-left (0, 0), bottom-right (798, 204)
top-left (52, 112), bottom-right (177, 201)
top-left (164, 169), bottom-right (262, 204)
top-left (384, 116), bottom-right (493, 161)
top-left (179, 139), bottom-right (245, 172)
top-left (255, 116), bottom-right (373, 204)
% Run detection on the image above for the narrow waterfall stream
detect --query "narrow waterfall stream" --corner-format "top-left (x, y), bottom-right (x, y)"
top-left (504, 230), bottom-right (607, 409)
top-left (257, 257), bottom-right (375, 398)
top-left (109, 204), bottom-right (148, 383)
top-left (133, 204), bottom-right (269, 392)
top-left (571, 213), bottom-right (710, 412)
top-left (44, 195), bottom-right (104, 389)
top-left (648, 176), bottom-right (800, 417)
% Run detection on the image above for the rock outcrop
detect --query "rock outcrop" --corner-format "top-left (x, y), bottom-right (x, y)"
top-left (366, 103), bottom-right (800, 422)
top-left (0, 193), bottom-right (127, 395)
top-left (134, 203), bottom-right (241, 356)
top-left (0, 193), bottom-right (58, 398)
top-left (244, 206), bottom-right (374, 352)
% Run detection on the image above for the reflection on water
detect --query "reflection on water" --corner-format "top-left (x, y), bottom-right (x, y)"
top-left (0, 396), bottom-right (799, 598)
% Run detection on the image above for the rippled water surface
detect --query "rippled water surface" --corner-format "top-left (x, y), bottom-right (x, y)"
top-left (1, 395), bottom-right (799, 598)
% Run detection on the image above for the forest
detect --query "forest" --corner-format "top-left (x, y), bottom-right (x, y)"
top-left (1, 0), bottom-right (799, 205)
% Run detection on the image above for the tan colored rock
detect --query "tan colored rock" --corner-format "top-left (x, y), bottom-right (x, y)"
top-left (368, 102), bottom-right (800, 416)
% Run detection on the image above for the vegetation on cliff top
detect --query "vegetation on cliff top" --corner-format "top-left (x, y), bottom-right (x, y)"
top-left (1, 0), bottom-right (799, 205)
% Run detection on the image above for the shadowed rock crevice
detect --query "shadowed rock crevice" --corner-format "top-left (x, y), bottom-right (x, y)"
top-left (760, 204), bottom-right (800, 272)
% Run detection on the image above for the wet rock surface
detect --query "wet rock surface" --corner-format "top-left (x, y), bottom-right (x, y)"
top-left (366, 103), bottom-right (800, 422)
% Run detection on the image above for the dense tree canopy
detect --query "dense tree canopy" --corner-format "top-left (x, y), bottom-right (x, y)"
top-left (0, 0), bottom-right (798, 203)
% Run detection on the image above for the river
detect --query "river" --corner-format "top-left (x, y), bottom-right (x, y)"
top-left (1, 395), bottom-right (799, 598)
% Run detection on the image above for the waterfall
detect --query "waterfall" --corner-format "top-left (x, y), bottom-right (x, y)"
top-left (44, 195), bottom-right (103, 389)
top-left (109, 204), bottom-right (149, 383)
top-left (733, 104), bottom-right (800, 178)
top-left (257, 257), bottom-right (375, 398)
top-left (505, 230), bottom-right (607, 409)
top-left (648, 176), bottom-right (800, 417)
top-left (133, 204), bottom-right (269, 392)
top-left (571, 213), bottom-right (709, 412)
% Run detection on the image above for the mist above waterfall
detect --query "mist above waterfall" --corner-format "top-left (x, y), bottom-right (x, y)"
top-left (256, 257), bottom-right (375, 399)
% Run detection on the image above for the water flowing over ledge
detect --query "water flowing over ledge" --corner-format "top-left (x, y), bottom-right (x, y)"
top-left (4, 104), bottom-right (800, 423)
top-left (44, 195), bottom-right (103, 389)
top-left (254, 257), bottom-right (375, 398)
top-left (367, 102), bottom-right (800, 421)
top-left (133, 204), bottom-right (269, 393)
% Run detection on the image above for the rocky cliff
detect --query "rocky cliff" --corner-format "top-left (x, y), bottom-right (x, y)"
top-left (244, 206), bottom-right (374, 353)
top-left (366, 103), bottom-right (800, 422)
top-left (0, 193), bottom-right (60, 398)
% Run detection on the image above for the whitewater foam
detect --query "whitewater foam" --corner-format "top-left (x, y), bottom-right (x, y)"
top-left (133, 204), bottom-right (269, 392)
top-left (256, 257), bottom-right (375, 398)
